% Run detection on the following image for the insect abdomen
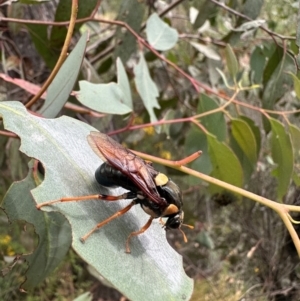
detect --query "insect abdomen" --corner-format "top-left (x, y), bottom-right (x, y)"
top-left (95, 163), bottom-right (139, 193)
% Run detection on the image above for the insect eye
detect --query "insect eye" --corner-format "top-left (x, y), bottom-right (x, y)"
top-left (165, 215), bottom-right (181, 229)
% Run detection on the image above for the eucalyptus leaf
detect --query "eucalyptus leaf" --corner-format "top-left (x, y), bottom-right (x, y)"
top-left (197, 94), bottom-right (227, 142)
top-left (250, 46), bottom-right (266, 84)
top-left (230, 118), bottom-right (257, 183)
top-left (225, 44), bottom-right (239, 80)
top-left (134, 52), bottom-right (160, 122)
top-left (146, 13), bottom-right (178, 51)
top-left (270, 118), bottom-right (293, 200)
top-left (39, 31), bottom-right (88, 118)
top-left (114, 0), bottom-right (145, 63)
top-left (184, 126), bottom-right (212, 186)
top-left (0, 101), bottom-right (193, 301)
top-left (289, 124), bottom-right (300, 186)
top-left (2, 161), bottom-right (71, 289)
top-left (231, 118), bottom-right (257, 164)
top-left (190, 42), bottom-right (220, 61)
top-left (207, 133), bottom-right (243, 194)
top-left (116, 57), bottom-right (133, 109)
top-left (287, 72), bottom-right (300, 100)
top-left (76, 81), bottom-right (132, 115)
top-left (192, 0), bottom-right (217, 29)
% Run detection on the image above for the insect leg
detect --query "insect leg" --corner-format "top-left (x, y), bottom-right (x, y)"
top-left (125, 216), bottom-right (154, 253)
top-left (36, 192), bottom-right (136, 209)
top-left (80, 200), bottom-right (136, 242)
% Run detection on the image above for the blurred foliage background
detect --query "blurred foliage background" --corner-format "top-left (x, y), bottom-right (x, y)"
top-left (1, 0), bottom-right (300, 300)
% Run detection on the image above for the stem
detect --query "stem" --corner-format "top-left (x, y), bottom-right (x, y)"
top-left (26, 0), bottom-right (79, 108)
top-left (134, 150), bottom-right (300, 257)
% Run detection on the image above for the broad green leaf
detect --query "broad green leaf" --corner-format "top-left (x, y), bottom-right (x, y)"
top-left (192, 0), bottom-right (217, 29)
top-left (197, 94), bottom-right (227, 142)
top-left (169, 110), bottom-right (185, 139)
top-left (114, 0), bottom-right (145, 63)
top-left (0, 101), bottom-right (193, 301)
top-left (77, 59), bottom-right (133, 115)
top-left (26, 24), bottom-right (58, 69)
top-left (195, 230), bottom-right (215, 249)
top-left (250, 46), bottom-right (266, 84)
top-left (262, 46), bottom-right (283, 86)
top-left (292, 171), bottom-right (300, 186)
top-left (270, 118), bottom-right (293, 200)
top-left (2, 162), bottom-right (71, 289)
top-left (230, 118), bottom-right (257, 183)
top-left (134, 52), bottom-right (160, 122)
top-left (146, 13), bottom-right (178, 51)
top-left (223, 0), bottom-right (263, 45)
top-left (225, 44), bottom-right (239, 80)
top-left (207, 134), bottom-right (243, 194)
top-left (289, 124), bottom-right (300, 154)
top-left (231, 119), bottom-right (257, 164)
top-left (38, 32), bottom-right (88, 118)
top-left (116, 57), bottom-right (133, 109)
top-left (184, 126), bottom-right (212, 182)
top-left (242, 0), bottom-right (264, 19)
top-left (76, 81), bottom-right (132, 115)
top-left (262, 47), bottom-right (294, 109)
top-left (297, 3), bottom-right (300, 47)
top-left (289, 124), bottom-right (300, 186)
top-left (287, 72), bottom-right (300, 100)
top-left (98, 57), bottom-right (114, 76)
top-left (240, 115), bottom-right (261, 157)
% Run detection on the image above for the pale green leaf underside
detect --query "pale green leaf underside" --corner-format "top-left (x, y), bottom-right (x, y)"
top-left (146, 13), bottom-right (178, 51)
top-left (134, 52), bottom-right (160, 122)
top-left (0, 101), bottom-right (193, 301)
top-left (77, 81), bottom-right (132, 115)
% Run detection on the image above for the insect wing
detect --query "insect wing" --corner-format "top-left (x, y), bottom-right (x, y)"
top-left (87, 133), bottom-right (108, 162)
top-left (87, 132), bottom-right (164, 205)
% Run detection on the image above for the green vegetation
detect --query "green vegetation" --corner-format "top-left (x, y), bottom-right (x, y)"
top-left (1, 0), bottom-right (300, 300)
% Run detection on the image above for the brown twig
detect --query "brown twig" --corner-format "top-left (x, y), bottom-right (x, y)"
top-left (208, 0), bottom-right (299, 69)
top-left (0, 130), bottom-right (18, 138)
top-left (25, 0), bottom-right (79, 108)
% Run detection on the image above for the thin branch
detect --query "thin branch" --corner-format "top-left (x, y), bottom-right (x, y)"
top-left (209, 0), bottom-right (299, 69)
top-left (0, 130), bottom-right (18, 138)
top-left (25, 0), bottom-right (79, 108)
top-left (209, 0), bottom-right (295, 40)
top-left (133, 150), bottom-right (300, 256)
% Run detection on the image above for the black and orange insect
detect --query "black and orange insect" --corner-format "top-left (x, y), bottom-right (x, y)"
top-left (37, 131), bottom-right (192, 253)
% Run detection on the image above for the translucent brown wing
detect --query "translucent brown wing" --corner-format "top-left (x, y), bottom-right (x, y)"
top-left (87, 131), bottom-right (165, 206)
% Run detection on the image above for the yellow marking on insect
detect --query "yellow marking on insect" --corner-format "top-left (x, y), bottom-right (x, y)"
top-left (162, 204), bottom-right (179, 216)
top-left (154, 173), bottom-right (169, 186)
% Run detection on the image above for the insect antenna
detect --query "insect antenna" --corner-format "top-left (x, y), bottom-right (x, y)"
top-left (179, 224), bottom-right (194, 242)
